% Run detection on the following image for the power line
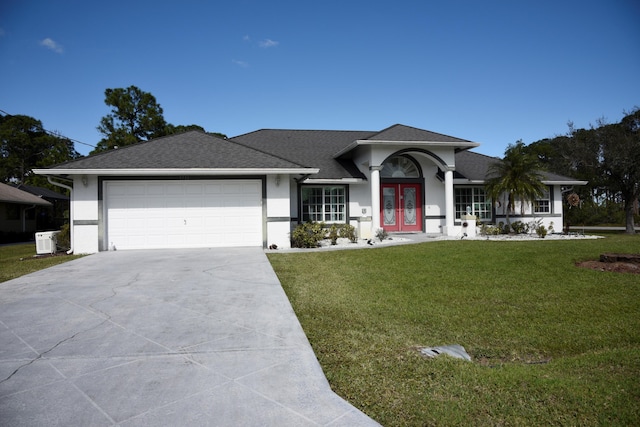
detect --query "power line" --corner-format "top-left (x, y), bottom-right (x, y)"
top-left (0, 108), bottom-right (96, 150)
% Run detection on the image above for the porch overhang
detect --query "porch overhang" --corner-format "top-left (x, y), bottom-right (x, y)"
top-left (298, 177), bottom-right (366, 184)
top-left (333, 140), bottom-right (481, 158)
top-left (542, 180), bottom-right (588, 186)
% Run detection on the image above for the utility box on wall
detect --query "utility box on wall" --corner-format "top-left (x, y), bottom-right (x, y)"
top-left (35, 231), bottom-right (60, 255)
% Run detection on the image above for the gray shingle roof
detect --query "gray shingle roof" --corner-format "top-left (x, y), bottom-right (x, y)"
top-left (454, 150), bottom-right (586, 183)
top-left (454, 150), bottom-right (501, 181)
top-left (367, 124), bottom-right (473, 143)
top-left (11, 184), bottom-right (69, 201)
top-left (40, 127), bottom-right (583, 184)
top-left (0, 183), bottom-right (52, 205)
top-left (231, 126), bottom-right (479, 180)
top-left (231, 129), bottom-right (376, 180)
top-left (49, 131), bottom-right (308, 170)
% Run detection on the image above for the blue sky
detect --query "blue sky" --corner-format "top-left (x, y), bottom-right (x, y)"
top-left (1, 0), bottom-right (638, 157)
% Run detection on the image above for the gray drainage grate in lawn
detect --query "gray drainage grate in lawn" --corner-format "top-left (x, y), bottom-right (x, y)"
top-left (419, 344), bottom-right (472, 361)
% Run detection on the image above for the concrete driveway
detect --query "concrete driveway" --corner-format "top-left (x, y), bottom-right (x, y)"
top-left (0, 248), bottom-right (378, 426)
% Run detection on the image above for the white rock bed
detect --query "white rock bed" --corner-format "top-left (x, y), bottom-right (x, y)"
top-left (272, 232), bottom-right (603, 252)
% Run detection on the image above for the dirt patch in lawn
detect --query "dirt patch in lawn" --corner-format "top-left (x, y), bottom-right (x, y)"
top-left (576, 253), bottom-right (640, 274)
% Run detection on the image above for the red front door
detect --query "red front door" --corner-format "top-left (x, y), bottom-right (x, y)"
top-left (381, 183), bottom-right (422, 232)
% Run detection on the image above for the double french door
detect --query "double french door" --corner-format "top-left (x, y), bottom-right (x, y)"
top-left (381, 183), bottom-right (422, 232)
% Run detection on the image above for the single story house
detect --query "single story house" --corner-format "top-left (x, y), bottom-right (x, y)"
top-left (34, 124), bottom-right (586, 253)
top-left (0, 182), bottom-right (52, 239)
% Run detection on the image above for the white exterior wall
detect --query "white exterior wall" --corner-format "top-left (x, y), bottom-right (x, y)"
top-left (422, 164), bottom-right (446, 233)
top-left (288, 178), bottom-right (298, 240)
top-left (348, 182), bottom-right (373, 239)
top-left (490, 185), bottom-right (564, 232)
top-left (266, 174), bottom-right (292, 249)
top-left (72, 175), bottom-right (100, 254)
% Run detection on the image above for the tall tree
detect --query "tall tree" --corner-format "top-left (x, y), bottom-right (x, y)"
top-left (526, 109), bottom-right (639, 232)
top-left (0, 114), bottom-right (79, 184)
top-left (484, 141), bottom-right (547, 225)
top-left (599, 108), bottom-right (640, 234)
top-left (94, 85), bottom-right (167, 153)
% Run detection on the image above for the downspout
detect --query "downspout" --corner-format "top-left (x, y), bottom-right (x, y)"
top-left (47, 176), bottom-right (74, 254)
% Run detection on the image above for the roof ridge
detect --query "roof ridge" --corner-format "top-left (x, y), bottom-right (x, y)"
top-left (233, 128), bottom-right (375, 136)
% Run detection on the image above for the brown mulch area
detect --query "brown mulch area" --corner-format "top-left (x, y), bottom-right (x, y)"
top-left (576, 260), bottom-right (640, 274)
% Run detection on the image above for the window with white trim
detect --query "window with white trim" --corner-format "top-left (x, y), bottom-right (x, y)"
top-left (455, 187), bottom-right (492, 220)
top-left (534, 187), bottom-right (551, 213)
top-left (301, 186), bottom-right (346, 223)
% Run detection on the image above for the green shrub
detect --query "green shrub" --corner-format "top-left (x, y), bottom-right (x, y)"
top-left (339, 224), bottom-right (358, 243)
top-left (375, 228), bottom-right (388, 242)
top-left (328, 224), bottom-right (340, 245)
top-left (497, 221), bottom-right (511, 234)
top-left (529, 219), bottom-right (554, 238)
top-left (57, 223), bottom-right (71, 250)
top-left (510, 221), bottom-right (529, 234)
top-left (479, 223), bottom-right (502, 236)
top-left (291, 222), bottom-right (326, 248)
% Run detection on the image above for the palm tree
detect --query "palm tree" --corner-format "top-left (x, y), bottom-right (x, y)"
top-left (485, 141), bottom-right (547, 226)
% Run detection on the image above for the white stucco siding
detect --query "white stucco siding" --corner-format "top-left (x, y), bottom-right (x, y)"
top-left (423, 166), bottom-right (446, 233)
top-left (70, 175), bottom-right (100, 254)
top-left (490, 185), bottom-right (564, 231)
top-left (266, 175), bottom-right (292, 249)
top-left (72, 175), bottom-right (99, 221)
top-left (348, 183), bottom-right (371, 217)
top-left (266, 175), bottom-right (289, 217)
top-left (73, 224), bottom-right (99, 254)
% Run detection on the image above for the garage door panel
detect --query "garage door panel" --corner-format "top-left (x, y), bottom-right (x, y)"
top-left (106, 180), bottom-right (262, 250)
top-left (125, 184), bottom-right (147, 196)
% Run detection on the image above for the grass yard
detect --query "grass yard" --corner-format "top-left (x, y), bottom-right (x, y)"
top-left (0, 243), bottom-right (83, 283)
top-left (268, 234), bottom-right (640, 426)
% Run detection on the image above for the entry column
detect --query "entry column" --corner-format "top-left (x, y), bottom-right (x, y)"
top-left (370, 165), bottom-right (383, 232)
top-left (444, 169), bottom-right (455, 235)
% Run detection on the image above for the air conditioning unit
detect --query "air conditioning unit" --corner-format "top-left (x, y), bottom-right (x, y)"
top-left (35, 231), bottom-right (61, 255)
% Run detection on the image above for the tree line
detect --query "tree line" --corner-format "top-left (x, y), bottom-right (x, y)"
top-left (524, 108), bottom-right (639, 233)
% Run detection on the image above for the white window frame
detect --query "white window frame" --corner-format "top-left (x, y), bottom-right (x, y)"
top-left (534, 187), bottom-right (551, 214)
top-left (455, 187), bottom-right (492, 221)
top-left (301, 186), bottom-right (347, 223)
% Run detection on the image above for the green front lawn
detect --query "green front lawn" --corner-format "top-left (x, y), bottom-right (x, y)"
top-left (0, 243), bottom-right (83, 283)
top-left (268, 235), bottom-right (640, 426)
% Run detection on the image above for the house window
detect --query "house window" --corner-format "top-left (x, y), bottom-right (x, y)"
top-left (455, 187), bottom-right (491, 221)
top-left (381, 155), bottom-right (421, 178)
top-left (301, 186), bottom-right (346, 223)
top-left (534, 187), bottom-right (551, 213)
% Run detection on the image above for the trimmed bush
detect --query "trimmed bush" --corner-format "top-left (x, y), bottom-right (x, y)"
top-left (291, 222), bottom-right (326, 248)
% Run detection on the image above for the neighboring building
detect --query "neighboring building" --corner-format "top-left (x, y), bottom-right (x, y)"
top-left (34, 124), bottom-right (586, 253)
top-left (0, 182), bottom-right (52, 241)
top-left (11, 184), bottom-right (70, 230)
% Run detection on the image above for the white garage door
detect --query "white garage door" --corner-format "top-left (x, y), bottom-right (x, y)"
top-left (105, 180), bottom-right (263, 250)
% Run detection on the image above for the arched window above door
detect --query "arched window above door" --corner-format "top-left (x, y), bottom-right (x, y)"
top-left (380, 155), bottom-right (421, 178)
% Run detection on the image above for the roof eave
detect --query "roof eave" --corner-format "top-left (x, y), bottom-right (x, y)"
top-left (33, 168), bottom-right (320, 176)
top-left (333, 140), bottom-right (481, 158)
top-left (542, 180), bottom-right (588, 186)
top-left (300, 178), bottom-right (366, 184)
top-left (0, 198), bottom-right (52, 206)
